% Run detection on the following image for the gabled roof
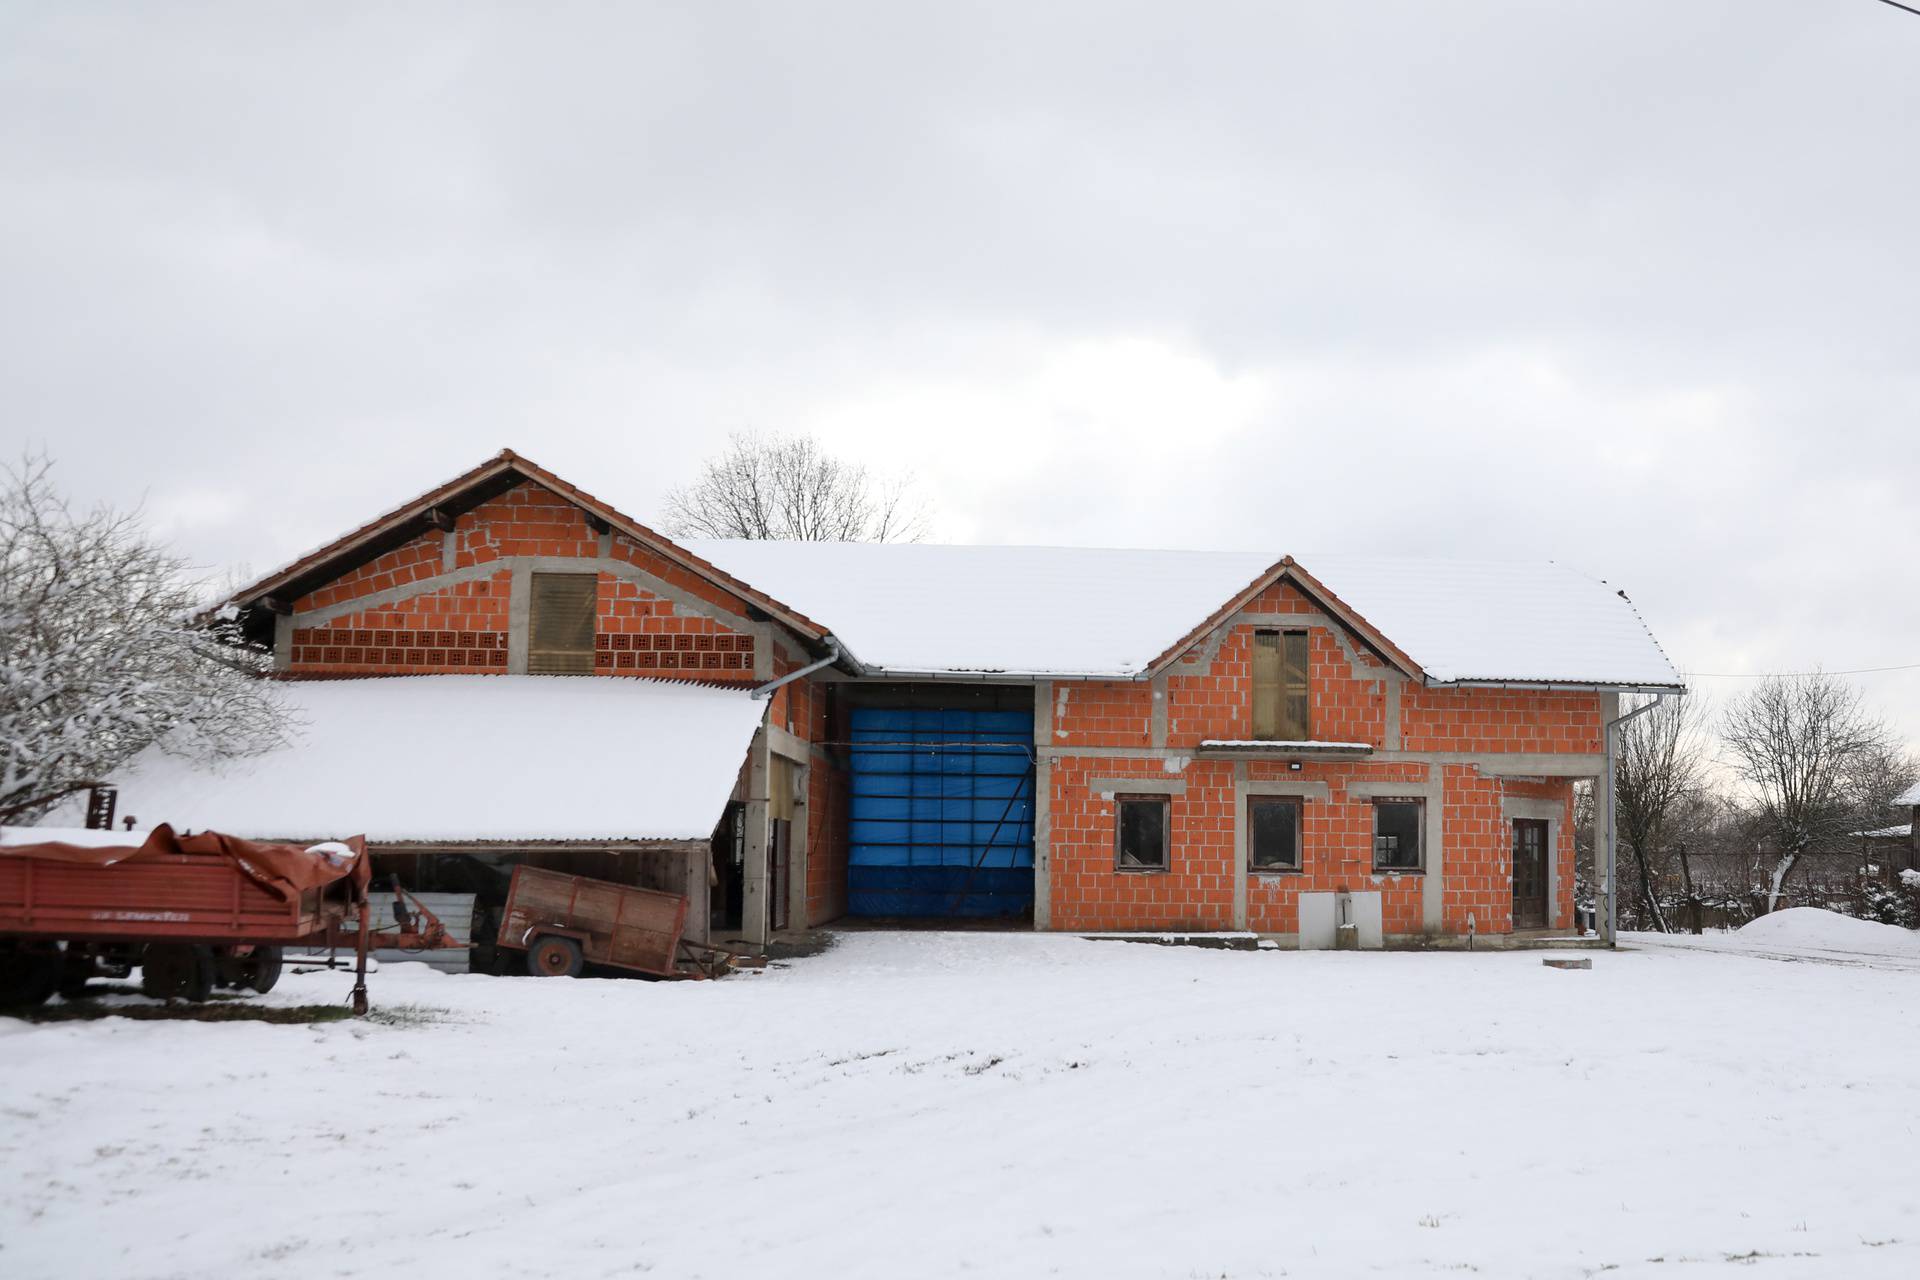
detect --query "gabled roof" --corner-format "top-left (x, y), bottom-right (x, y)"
top-left (1895, 781), bottom-right (1920, 808)
top-left (682, 540), bottom-right (1685, 689)
top-left (101, 676), bottom-right (763, 842)
top-left (217, 450), bottom-right (828, 642)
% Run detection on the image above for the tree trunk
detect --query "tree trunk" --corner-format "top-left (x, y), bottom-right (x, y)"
top-left (1765, 850), bottom-right (1802, 915)
top-left (1675, 842), bottom-right (1702, 934)
top-left (1629, 843), bottom-right (1669, 933)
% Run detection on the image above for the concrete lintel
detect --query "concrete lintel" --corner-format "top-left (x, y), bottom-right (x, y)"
top-left (1242, 779), bottom-right (1331, 800)
top-left (1089, 777), bottom-right (1184, 797)
top-left (766, 722), bottom-right (812, 765)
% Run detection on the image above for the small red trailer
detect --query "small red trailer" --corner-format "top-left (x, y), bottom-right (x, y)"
top-left (497, 865), bottom-right (735, 979)
top-left (0, 824), bottom-right (451, 1013)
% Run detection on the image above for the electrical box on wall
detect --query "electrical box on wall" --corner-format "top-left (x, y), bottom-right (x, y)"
top-left (1298, 891), bottom-right (1385, 950)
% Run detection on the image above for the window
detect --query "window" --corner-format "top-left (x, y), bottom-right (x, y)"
top-left (528, 572), bottom-right (598, 674)
top-left (1248, 797), bottom-right (1303, 872)
top-left (1251, 630), bottom-right (1311, 740)
top-left (1372, 799), bottom-right (1424, 872)
top-left (1114, 795), bottom-right (1169, 872)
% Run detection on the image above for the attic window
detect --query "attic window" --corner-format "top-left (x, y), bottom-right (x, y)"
top-left (1252, 630), bottom-right (1310, 740)
top-left (528, 573), bottom-right (598, 674)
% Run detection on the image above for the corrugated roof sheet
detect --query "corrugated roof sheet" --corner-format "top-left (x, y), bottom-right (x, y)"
top-left (681, 541), bottom-right (1682, 688)
top-left (101, 676), bottom-right (762, 842)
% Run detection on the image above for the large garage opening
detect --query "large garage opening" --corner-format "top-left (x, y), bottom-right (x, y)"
top-left (844, 685), bottom-right (1034, 922)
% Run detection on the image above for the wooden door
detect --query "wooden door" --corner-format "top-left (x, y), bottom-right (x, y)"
top-left (1511, 819), bottom-right (1549, 930)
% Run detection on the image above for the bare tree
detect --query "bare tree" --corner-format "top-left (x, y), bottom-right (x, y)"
top-left (1614, 691), bottom-right (1710, 933)
top-left (0, 456), bottom-right (286, 822)
top-left (662, 430), bottom-right (927, 542)
top-left (1720, 672), bottom-right (1899, 914)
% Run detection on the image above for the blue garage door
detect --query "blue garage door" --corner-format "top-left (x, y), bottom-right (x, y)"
top-left (847, 707), bottom-right (1035, 917)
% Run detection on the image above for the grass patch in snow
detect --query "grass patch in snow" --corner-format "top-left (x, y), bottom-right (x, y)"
top-left (6, 1000), bottom-right (359, 1025)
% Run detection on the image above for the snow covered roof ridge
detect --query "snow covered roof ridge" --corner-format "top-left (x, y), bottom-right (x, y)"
top-left (682, 539), bottom-right (1685, 689)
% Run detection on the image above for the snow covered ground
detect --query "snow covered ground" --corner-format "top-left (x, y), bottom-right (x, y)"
top-left (1625, 906), bottom-right (1920, 972)
top-left (4, 931), bottom-right (1918, 1279)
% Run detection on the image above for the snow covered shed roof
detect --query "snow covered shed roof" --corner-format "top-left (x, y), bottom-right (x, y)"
top-left (102, 676), bottom-right (763, 843)
top-left (1895, 781), bottom-right (1920, 808)
top-left (681, 541), bottom-right (1683, 689)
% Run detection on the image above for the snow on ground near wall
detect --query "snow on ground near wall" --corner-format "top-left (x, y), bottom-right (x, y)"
top-left (1736, 907), bottom-right (1920, 953)
top-left (1626, 908), bottom-right (1920, 971)
top-left (3, 934), bottom-right (1917, 1280)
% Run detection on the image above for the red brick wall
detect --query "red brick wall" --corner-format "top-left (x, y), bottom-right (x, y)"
top-left (1045, 580), bottom-right (1595, 936)
top-left (285, 481), bottom-right (759, 682)
top-left (1047, 754), bottom-right (1578, 936)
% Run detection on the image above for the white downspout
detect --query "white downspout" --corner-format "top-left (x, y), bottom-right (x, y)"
top-left (751, 637), bottom-right (843, 700)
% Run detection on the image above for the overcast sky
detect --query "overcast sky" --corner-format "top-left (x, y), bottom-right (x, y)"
top-left (3, 2), bottom-right (1917, 745)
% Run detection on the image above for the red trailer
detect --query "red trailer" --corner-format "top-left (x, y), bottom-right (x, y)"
top-left (496, 864), bottom-right (734, 979)
top-left (0, 824), bottom-right (424, 1013)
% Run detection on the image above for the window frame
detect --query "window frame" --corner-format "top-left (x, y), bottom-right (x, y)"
top-left (1371, 797), bottom-right (1425, 874)
top-left (1247, 795), bottom-right (1305, 874)
top-left (527, 571), bottom-right (600, 675)
top-left (1251, 628), bottom-right (1312, 741)
top-left (1113, 793), bottom-right (1171, 874)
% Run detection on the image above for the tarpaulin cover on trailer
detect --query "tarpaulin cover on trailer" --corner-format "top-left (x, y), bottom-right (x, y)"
top-left (847, 708), bottom-right (1034, 918)
top-left (0, 824), bottom-right (369, 903)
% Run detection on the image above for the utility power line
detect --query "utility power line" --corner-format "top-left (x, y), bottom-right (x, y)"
top-left (1874, 0), bottom-right (1920, 16)
top-left (1687, 661), bottom-right (1920, 679)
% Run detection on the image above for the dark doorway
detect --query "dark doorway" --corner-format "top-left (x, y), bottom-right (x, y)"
top-left (711, 802), bottom-right (745, 933)
top-left (770, 818), bottom-right (792, 933)
top-left (1511, 818), bottom-right (1549, 930)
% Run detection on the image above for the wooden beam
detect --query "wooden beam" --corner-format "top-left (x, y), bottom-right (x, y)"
top-left (583, 511), bottom-right (612, 536)
top-left (258, 595), bottom-right (292, 616)
top-left (424, 507), bottom-right (455, 532)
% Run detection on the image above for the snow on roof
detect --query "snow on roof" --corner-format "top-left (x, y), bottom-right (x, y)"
top-left (1852, 824), bottom-right (1913, 840)
top-left (100, 676), bottom-right (763, 843)
top-left (1895, 781), bottom-right (1920, 807)
top-left (681, 540), bottom-right (1682, 687)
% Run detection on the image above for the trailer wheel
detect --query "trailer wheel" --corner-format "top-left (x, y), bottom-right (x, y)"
top-left (0, 946), bottom-right (59, 1007)
top-left (527, 936), bottom-right (585, 978)
top-left (141, 944), bottom-right (215, 1002)
top-left (243, 946), bottom-right (284, 994)
top-left (56, 949), bottom-right (96, 1001)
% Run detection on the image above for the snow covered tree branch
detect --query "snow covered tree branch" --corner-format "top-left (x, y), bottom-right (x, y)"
top-left (1720, 672), bottom-right (1902, 915)
top-left (0, 456), bottom-right (286, 822)
top-left (1614, 690), bottom-right (1710, 933)
top-left (661, 430), bottom-right (928, 542)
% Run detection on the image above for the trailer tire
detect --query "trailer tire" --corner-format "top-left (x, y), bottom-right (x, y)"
top-left (527, 936), bottom-right (585, 978)
top-left (244, 946), bottom-right (284, 994)
top-left (57, 949), bottom-right (95, 1001)
top-left (0, 947), bottom-right (59, 1007)
top-left (141, 944), bottom-right (215, 1002)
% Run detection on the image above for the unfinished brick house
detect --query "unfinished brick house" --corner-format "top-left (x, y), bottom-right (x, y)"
top-left (109, 450), bottom-right (1682, 957)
